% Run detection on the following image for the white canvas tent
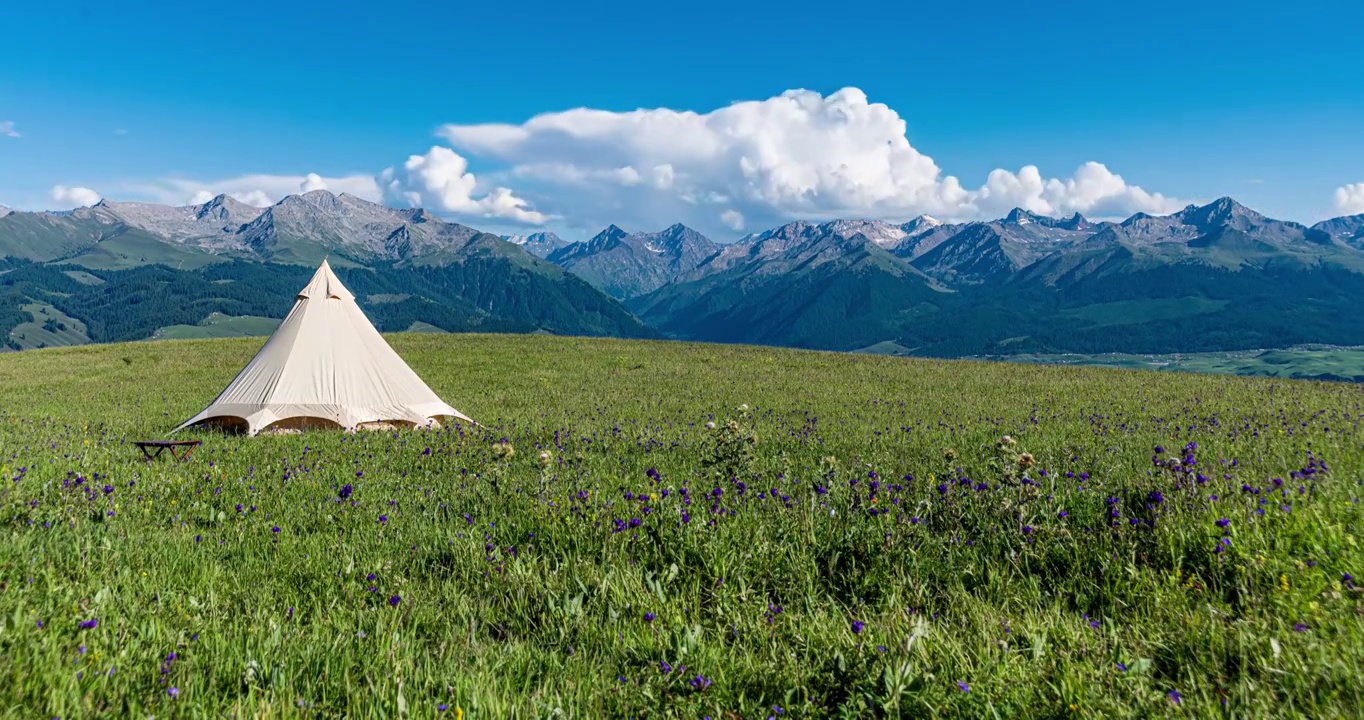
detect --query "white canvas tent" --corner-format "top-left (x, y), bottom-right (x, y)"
top-left (173, 259), bottom-right (472, 435)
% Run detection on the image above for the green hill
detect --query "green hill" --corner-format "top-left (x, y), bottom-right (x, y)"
top-left (0, 335), bottom-right (1360, 716)
top-left (62, 227), bottom-right (229, 271)
top-left (0, 258), bottom-right (653, 349)
top-left (151, 313), bottom-right (282, 340)
top-left (3, 301), bottom-right (89, 350)
top-left (997, 345), bottom-right (1364, 382)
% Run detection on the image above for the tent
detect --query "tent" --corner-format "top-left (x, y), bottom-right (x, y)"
top-left (173, 259), bottom-right (473, 435)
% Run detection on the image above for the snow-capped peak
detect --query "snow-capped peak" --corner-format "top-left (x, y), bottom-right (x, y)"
top-left (826, 219), bottom-right (907, 247)
top-left (901, 215), bottom-right (944, 235)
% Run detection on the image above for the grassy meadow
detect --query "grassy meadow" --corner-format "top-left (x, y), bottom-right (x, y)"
top-left (1, 334), bottom-right (1362, 718)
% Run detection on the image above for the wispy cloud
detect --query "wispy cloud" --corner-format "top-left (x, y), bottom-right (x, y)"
top-left (128, 173), bottom-right (382, 208)
top-left (0, 121), bottom-right (20, 138)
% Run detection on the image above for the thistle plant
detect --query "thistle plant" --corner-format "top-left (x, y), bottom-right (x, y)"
top-left (703, 404), bottom-right (759, 483)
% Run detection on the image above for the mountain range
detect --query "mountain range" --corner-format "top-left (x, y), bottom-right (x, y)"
top-left (0, 191), bottom-right (650, 349)
top-left (547, 223), bottom-right (720, 299)
top-left (4, 191), bottom-right (1364, 361)
top-left (500, 232), bottom-right (571, 258)
top-left (557, 198), bottom-right (1364, 355)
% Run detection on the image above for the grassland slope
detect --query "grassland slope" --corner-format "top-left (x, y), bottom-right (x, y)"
top-left (0, 335), bottom-right (1360, 717)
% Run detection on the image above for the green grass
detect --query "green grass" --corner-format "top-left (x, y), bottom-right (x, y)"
top-left (851, 340), bottom-right (915, 356)
top-left (406, 321), bottom-right (448, 333)
top-left (61, 270), bottom-right (105, 286)
top-left (368, 294), bottom-right (413, 304)
top-left (0, 334), bottom-right (1361, 718)
top-left (151, 313), bottom-right (283, 341)
top-left (1174, 347), bottom-right (1364, 381)
top-left (61, 229), bottom-right (229, 271)
top-left (5, 302), bottom-right (90, 350)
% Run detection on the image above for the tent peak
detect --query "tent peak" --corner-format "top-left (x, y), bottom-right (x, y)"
top-left (298, 258), bottom-right (353, 301)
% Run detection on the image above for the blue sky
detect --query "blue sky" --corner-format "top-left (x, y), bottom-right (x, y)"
top-left (1, 0), bottom-right (1361, 237)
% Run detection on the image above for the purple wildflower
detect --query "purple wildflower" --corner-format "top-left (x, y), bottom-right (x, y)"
top-left (957, 681), bottom-right (970, 693)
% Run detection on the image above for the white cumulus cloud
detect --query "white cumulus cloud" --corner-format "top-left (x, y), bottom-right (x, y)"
top-left (50, 185), bottom-right (102, 208)
top-left (378, 146), bottom-right (546, 225)
top-left (432, 87), bottom-right (1181, 235)
top-left (300, 172), bottom-right (329, 193)
top-left (0, 121), bottom-right (19, 138)
top-left (1334, 183), bottom-right (1364, 215)
top-left (972, 162), bottom-right (1177, 218)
